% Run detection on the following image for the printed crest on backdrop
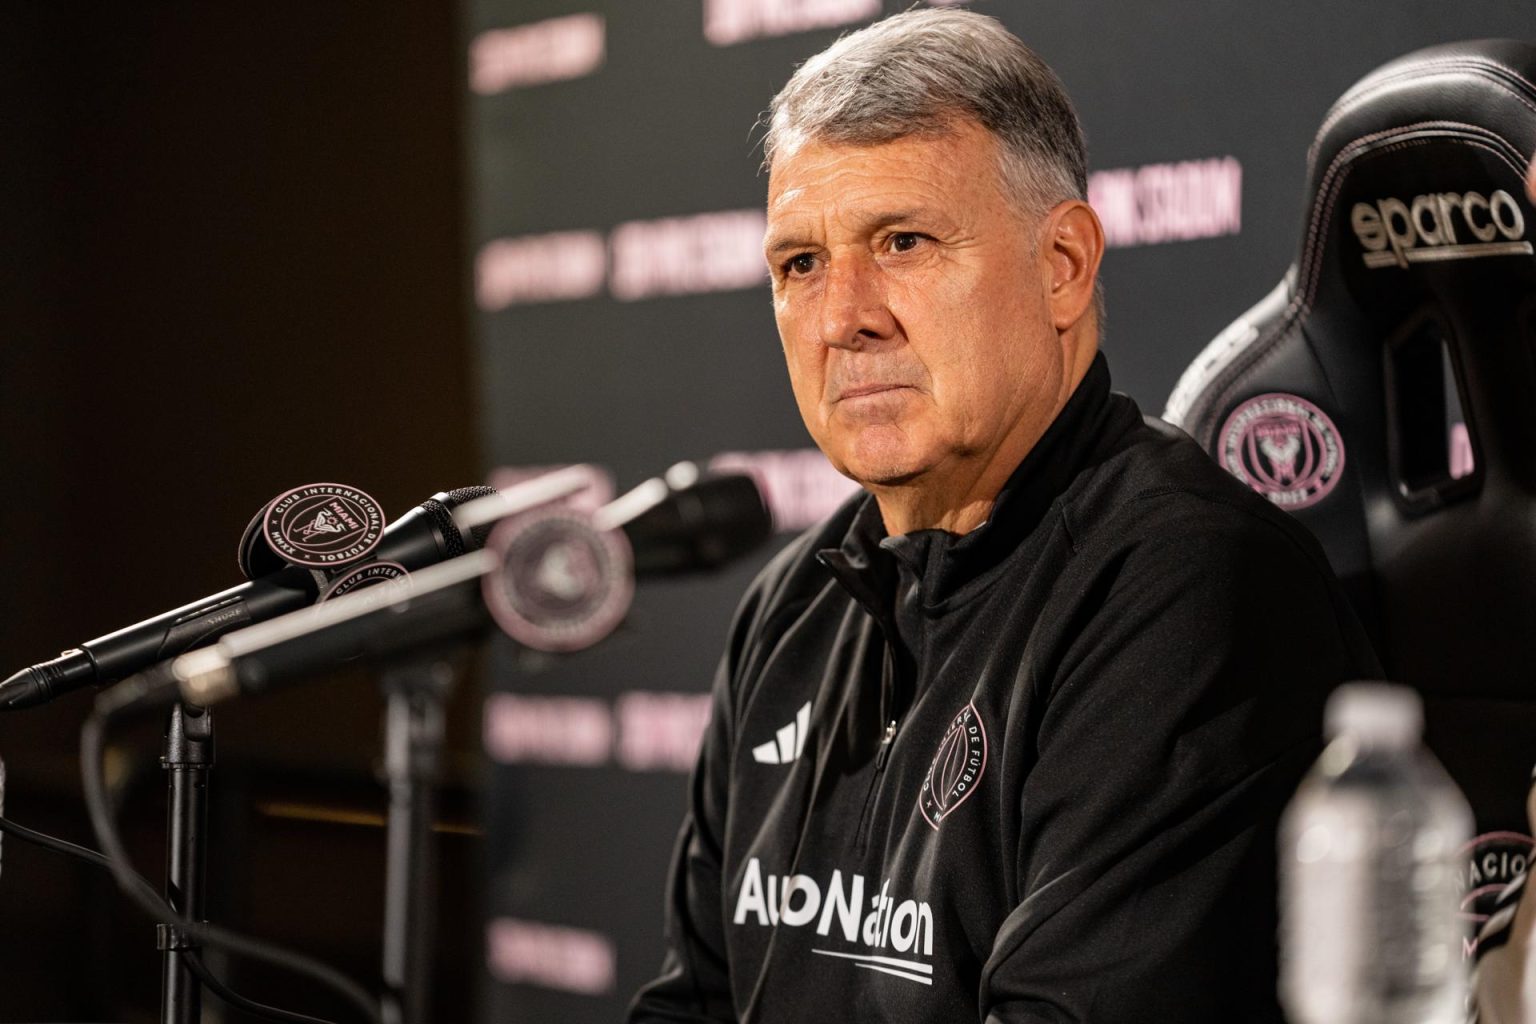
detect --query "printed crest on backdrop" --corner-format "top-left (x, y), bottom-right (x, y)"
top-left (318, 561), bottom-right (407, 603)
top-left (1461, 831), bottom-right (1533, 931)
top-left (1219, 394), bottom-right (1345, 510)
top-left (261, 483), bottom-right (386, 568)
top-left (483, 508), bottom-right (633, 653)
top-left (918, 702), bottom-right (988, 830)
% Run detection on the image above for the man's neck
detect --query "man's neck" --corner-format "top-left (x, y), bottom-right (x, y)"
top-left (868, 444), bottom-right (1030, 537)
top-left (872, 486), bottom-right (996, 537)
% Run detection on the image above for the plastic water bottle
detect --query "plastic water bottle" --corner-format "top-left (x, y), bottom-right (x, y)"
top-left (1280, 682), bottom-right (1473, 1024)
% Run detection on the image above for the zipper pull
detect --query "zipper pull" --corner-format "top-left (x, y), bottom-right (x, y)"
top-left (874, 719), bottom-right (897, 770)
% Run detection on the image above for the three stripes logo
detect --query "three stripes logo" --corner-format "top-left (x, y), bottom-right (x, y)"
top-left (751, 701), bottom-right (811, 764)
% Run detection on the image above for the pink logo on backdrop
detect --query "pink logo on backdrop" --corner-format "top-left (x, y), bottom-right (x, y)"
top-left (609, 210), bottom-right (768, 301)
top-left (1089, 157), bottom-right (1242, 248)
top-left (483, 691), bottom-right (713, 772)
top-left (476, 232), bottom-right (607, 310)
top-left (483, 694), bottom-right (614, 766)
top-left (615, 692), bottom-right (713, 772)
top-left (483, 508), bottom-right (633, 653)
top-left (469, 14), bottom-right (605, 94)
top-left (703, 0), bottom-right (878, 45)
top-left (709, 449), bottom-right (860, 532)
top-left (485, 918), bottom-right (615, 995)
top-left (1219, 393), bottom-right (1345, 510)
top-left (478, 212), bottom-right (769, 308)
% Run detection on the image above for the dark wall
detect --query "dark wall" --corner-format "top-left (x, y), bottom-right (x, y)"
top-left (0, 6), bottom-right (477, 1022)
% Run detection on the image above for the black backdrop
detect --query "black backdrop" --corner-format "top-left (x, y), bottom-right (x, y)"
top-left (467, 2), bottom-right (1533, 1022)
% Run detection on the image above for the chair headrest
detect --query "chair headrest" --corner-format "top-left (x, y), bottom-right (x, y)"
top-left (1298, 40), bottom-right (1536, 328)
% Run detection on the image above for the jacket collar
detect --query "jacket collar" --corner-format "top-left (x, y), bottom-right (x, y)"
top-left (817, 351), bottom-right (1124, 616)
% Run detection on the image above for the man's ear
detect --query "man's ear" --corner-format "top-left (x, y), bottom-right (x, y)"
top-left (1040, 200), bottom-right (1104, 332)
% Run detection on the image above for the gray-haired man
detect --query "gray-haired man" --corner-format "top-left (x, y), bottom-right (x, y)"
top-left (630, 10), bottom-right (1378, 1022)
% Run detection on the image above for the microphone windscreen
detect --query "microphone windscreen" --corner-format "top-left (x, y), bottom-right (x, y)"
top-left (625, 473), bottom-right (772, 576)
top-left (434, 486), bottom-right (499, 552)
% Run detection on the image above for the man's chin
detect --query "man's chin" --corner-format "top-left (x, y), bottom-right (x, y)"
top-left (818, 429), bottom-right (941, 489)
top-left (833, 453), bottom-right (930, 490)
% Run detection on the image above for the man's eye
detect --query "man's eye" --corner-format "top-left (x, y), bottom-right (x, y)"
top-left (785, 253), bottom-right (817, 275)
top-left (890, 232), bottom-right (922, 252)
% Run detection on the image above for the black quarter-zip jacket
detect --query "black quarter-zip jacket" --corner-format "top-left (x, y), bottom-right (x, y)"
top-left (630, 355), bottom-right (1381, 1023)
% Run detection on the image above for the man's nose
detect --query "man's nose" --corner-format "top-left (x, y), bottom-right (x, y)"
top-left (818, 256), bottom-right (897, 350)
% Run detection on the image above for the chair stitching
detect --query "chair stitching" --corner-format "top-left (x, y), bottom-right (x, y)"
top-left (1313, 58), bottom-right (1536, 150)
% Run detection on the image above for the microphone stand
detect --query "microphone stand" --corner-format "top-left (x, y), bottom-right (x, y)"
top-left (160, 702), bottom-right (213, 1024)
top-left (379, 655), bottom-right (454, 1024)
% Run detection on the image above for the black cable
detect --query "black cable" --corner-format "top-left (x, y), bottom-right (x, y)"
top-left (184, 951), bottom-right (341, 1024)
top-left (0, 814), bottom-right (162, 905)
top-left (0, 815), bottom-right (340, 1024)
top-left (81, 709), bottom-right (383, 1024)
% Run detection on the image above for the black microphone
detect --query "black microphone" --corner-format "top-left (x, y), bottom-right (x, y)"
top-left (0, 487), bottom-right (497, 711)
top-left (107, 467), bottom-right (772, 712)
top-left (595, 461), bottom-right (775, 575)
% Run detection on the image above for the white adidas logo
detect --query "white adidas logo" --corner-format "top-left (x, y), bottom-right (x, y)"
top-left (751, 701), bottom-right (811, 764)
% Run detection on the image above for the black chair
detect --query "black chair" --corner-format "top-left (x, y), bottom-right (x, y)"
top-left (1163, 39), bottom-right (1536, 926)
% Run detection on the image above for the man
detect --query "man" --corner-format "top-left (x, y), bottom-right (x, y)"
top-left (630, 10), bottom-right (1379, 1022)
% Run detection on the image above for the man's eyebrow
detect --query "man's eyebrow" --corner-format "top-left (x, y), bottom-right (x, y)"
top-left (764, 233), bottom-right (816, 258)
top-left (763, 209), bottom-right (942, 257)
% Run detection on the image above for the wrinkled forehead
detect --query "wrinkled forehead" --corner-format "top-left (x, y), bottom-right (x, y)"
top-left (761, 126), bottom-right (1045, 267)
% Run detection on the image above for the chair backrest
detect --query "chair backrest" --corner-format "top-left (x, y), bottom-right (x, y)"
top-left (1164, 40), bottom-right (1536, 925)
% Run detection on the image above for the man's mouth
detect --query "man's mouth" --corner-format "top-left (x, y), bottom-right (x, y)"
top-left (836, 383), bottom-right (911, 401)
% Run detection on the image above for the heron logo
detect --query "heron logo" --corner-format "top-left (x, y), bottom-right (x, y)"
top-left (482, 509), bottom-right (633, 653)
top-left (262, 484), bottom-right (386, 569)
top-left (1350, 188), bottom-right (1531, 269)
top-left (1219, 394), bottom-right (1344, 510)
top-left (300, 509), bottom-right (347, 538)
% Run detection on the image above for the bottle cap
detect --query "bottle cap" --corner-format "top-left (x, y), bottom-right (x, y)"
top-left (1324, 682), bottom-right (1423, 746)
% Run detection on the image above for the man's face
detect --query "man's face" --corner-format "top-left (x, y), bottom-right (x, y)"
top-left (765, 120), bottom-right (1069, 491)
